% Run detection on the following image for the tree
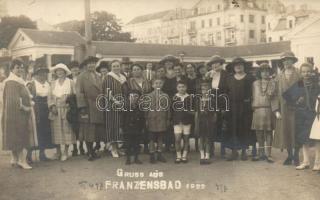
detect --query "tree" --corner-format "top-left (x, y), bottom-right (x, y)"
top-left (0, 15), bottom-right (37, 48)
top-left (56, 11), bottom-right (135, 42)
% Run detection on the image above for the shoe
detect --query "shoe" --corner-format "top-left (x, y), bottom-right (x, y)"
top-left (111, 150), bottom-right (119, 158)
top-left (296, 163), bottom-right (310, 170)
top-left (266, 156), bottom-right (274, 163)
top-left (60, 154), bottom-right (68, 161)
top-left (227, 151), bottom-right (238, 161)
top-left (241, 151), bottom-right (248, 161)
top-left (157, 153), bottom-right (167, 163)
top-left (125, 157), bottom-right (131, 165)
top-left (10, 153), bottom-right (18, 167)
top-left (175, 158), bottom-right (181, 164)
top-left (294, 157), bottom-right (300, 166)
top-left (17, 152), bottom-right (32, 170)
top-left (200, 159), bottom-right (206, 165)
top-left (204, 159), bottom-right (211, 165)
top-left (72, 149), bottom-right (78, 157)
top-left (181, 158), bottom-right (188, 163)
top-left (251, 156), bottom-right (260, 161)
top-left (312, 164), bottom-right (320, 171)
top-left (88, 154), bottom-right (96, 161)
top-left (79, 148), bottom-right (86, 156)
top-left (39, 155), bottom-right (50, 162)
top-left (283, 157), bottom-right (293, 165)
top-left (134, 157), bottom-right (143, 164)
top-left (150, 153), bottom-right (156, 164)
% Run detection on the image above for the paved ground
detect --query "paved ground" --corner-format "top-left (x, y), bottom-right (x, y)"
top-left (0, 146), bottom-right (320, 200)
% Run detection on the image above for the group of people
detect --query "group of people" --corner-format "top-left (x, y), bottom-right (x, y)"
top-left (1, 51), bottom-right (320, 171)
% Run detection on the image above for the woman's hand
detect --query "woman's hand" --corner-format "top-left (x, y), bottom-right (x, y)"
top-left (275, 111), bottom-right (282, 120)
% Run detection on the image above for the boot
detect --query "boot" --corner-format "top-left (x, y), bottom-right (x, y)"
top-left (150, 153), bottom-right (156, 164)
top-left (17, 150), bottom-right (32, 170)
top-left (241, 149), bottom-right (248, 161)
top-left (143, 144), bottom-right (149, 154)
top-left (134, 154), bottom-right (143, 164)
top-left (157, 152), bottom-right (167, 163)
top-left (39, 150), bottom-right (50, 161)
top-left (26, 150), bottom-right (33, 164)
top-left (227, 150), bottom-right (238, 161)
top-left (60, 145), bottom-right (69, 161)
top-left (283, 157), bottom-right (293, 165)
top-left (125, 156), bottom-right (131, 165)
top-left (79, 142), bottom-right (85, 155)
top-left (293, 150), bottom-right (300, 166)
top-left (72, 144), bottom-right (78, 157)
top-left (10, 151), bottom-right (18, 167)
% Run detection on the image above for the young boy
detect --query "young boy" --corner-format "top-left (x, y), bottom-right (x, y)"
top-left (172, 80), bottom-right (193, 163)
top-left (145, 78), bottom-right (170, 164)
top-left (123, 90), bottom-right (144, 165)
top-left (194, 81), bottom-right (216, 165)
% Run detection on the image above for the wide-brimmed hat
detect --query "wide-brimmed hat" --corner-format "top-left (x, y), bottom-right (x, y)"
top-left (50, 63), bottom-right (71, 76)
top-left (68, 61), bottom-right (80, 70)
top-left (159, 55), bottom-right (180, 65)
top-left (206, 55), bottom-right (225, 66)
top-left (256, 63), bottom-right (274, 78)
top-left (226, 57), bottom-right (250, 72)
top-left (121, 57), bottom-right (133, 64)
top-left (32, 56), bottom-right (49, 75)
top-left (81, 56), bottom-right (99, 67)
top-left (280, 51), bottom-right (298, 63)
top-left (96, 60), bottom-right (109, 73)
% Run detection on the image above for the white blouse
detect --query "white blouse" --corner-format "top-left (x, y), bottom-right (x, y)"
top-left (211, 71), bottom-right (221, 89)
top-left (52, 78), bottom-right (72, 98)
top-left (34, 80), bottom-right (49, 97)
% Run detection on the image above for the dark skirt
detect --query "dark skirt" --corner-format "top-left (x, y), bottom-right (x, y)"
top-left (33, 96), bottom-right (55, 149)
top-left (295, 108), bottom-right (316, 147)
top-left (79, 123), bottom-right (105, 143)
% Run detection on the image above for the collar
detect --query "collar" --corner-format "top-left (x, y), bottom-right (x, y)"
top-left (175, 93), bottom-right (189, 100)
top-left (108, 71), bottom-right (127, 84)
top-left (4, 72), bottom-right (26, 86)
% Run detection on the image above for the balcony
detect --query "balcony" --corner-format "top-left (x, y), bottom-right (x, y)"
top-left (225, 38), bottom-right (237, 45)
top-left (223, 22), bottom-right (236, 29)
top-left (187, 28), bottom-right (197, 36)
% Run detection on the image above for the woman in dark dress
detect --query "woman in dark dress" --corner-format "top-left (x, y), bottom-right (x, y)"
top-left (185, 63), bottom-right (197, 95)
top-left (224, 57), bottom-right (256, 161)
top-left (26, 63), bottom-right (55, 161)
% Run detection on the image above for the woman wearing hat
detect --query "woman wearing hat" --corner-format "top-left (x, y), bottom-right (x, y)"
top-left (48, 63), bottom-right (76, 161)
top-left (206, 55), bottom-right (229, 158)
top-left (26, 60), bottom-right (55, 162)
top-left (224, 57), bottom-right (256, 161)
top-left (2, 59), bottom-right (37, 169)
top-left (251, 63), bottom-right (277, 162)
top-left (272, 51), bottom-right (301, 166)
top-left (160, 55), bottom-right (180, 79)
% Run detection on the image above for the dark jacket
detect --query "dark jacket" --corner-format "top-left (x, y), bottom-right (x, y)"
top-left (163, 76), bottom-right (188, 98)
top-left (123, 107), bottom-right (145, 135)
top-left (172, 94), bottom-right (194, 125)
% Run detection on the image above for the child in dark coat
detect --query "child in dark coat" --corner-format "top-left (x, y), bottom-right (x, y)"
top-left (123, 90), bottom-right (144, 165)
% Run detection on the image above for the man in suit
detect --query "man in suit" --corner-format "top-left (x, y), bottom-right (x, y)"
top-left (121, 57), bottom-right (132, 78)
top-left (76, 56), bottom-right (105, 161)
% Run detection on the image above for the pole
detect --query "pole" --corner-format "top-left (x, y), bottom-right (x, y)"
top-left (84, 0), bottom-right (93, 57)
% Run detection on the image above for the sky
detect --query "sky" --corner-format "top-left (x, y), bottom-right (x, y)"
top-left (5, 0), bottom-right (320, 25)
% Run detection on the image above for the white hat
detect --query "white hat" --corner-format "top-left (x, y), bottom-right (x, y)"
top-left (50, 63), bottom-right (71, 76)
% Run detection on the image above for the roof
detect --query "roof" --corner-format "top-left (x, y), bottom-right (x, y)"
top-left (20, 28), bottom-right (85, 46)
top-left (127, 10), bottom-right (172, 25)
top-left (93, 41), bottom-right (291, 59)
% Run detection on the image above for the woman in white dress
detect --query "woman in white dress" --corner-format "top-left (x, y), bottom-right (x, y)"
top-left (309, 98), bottom-right (320, 171)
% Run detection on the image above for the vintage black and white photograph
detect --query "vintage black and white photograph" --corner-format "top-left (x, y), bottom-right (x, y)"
top-left (0, 0), bottom-right (320, 199)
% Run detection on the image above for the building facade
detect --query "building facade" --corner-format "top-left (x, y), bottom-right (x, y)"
top-left (125, 0), bottom-right (272, 47)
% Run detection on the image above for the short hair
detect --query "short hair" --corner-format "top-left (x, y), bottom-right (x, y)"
top-left (110, 60), bottom-right (121, 66)
top-left (173, 63), bottom-right (184, 69)
top-left (152, 78), bottom-right (164, 84)
top-left (10, 59), bottom-right (24, 71)
top-left (300, 63), bottom-right (313, 71)
top-left (186, 63), bottom-right (196, 69)
top-left (177, 80), bottom-right (187, 87)
top-left (98, 61), bottom-right (109, 70)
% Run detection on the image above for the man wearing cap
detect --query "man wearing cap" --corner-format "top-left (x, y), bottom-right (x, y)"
top-left (272, 51), bottom-right (301, 165)
top-left (76, 56), bottom-right (105, 161)
top-left (121, 57), bottom-right (132, 78)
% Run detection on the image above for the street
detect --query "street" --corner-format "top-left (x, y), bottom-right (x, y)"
top-left (0, 146), bottom-right (319, 200)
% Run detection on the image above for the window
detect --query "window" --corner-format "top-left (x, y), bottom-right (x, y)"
top-left (240, 15), bottom-right (244, 22)
top-left (217, 4), bottom-right (221, 10)
top-left (208, 33), bottom-right (214, 45)
top-left (289, 20), bottom-right (293, 28)
top-left (261, 16), bottom-right (265, 24)
top-left (279, 36), bottom-right (283, 41)
top-left (261, 30), bottom-right (266, 42)
top-left (209, 19), bottom-right (212, 27)
top-left (268, 23), bottom-right (271, 30)
top-left (268, 37), bottom-right (272, 42)
top-left (201, 20), bottom-right (205, 28)
top-left (190, 21), bottom-right (196, 29)
top-left (217, 31), bottom-right (221, 40)
top-left (249, 30), bottom-right (255, 39)
top-left (249, 14), bottom-right (255, 23)
top-left (217, 17), bottom-right (220, 25)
